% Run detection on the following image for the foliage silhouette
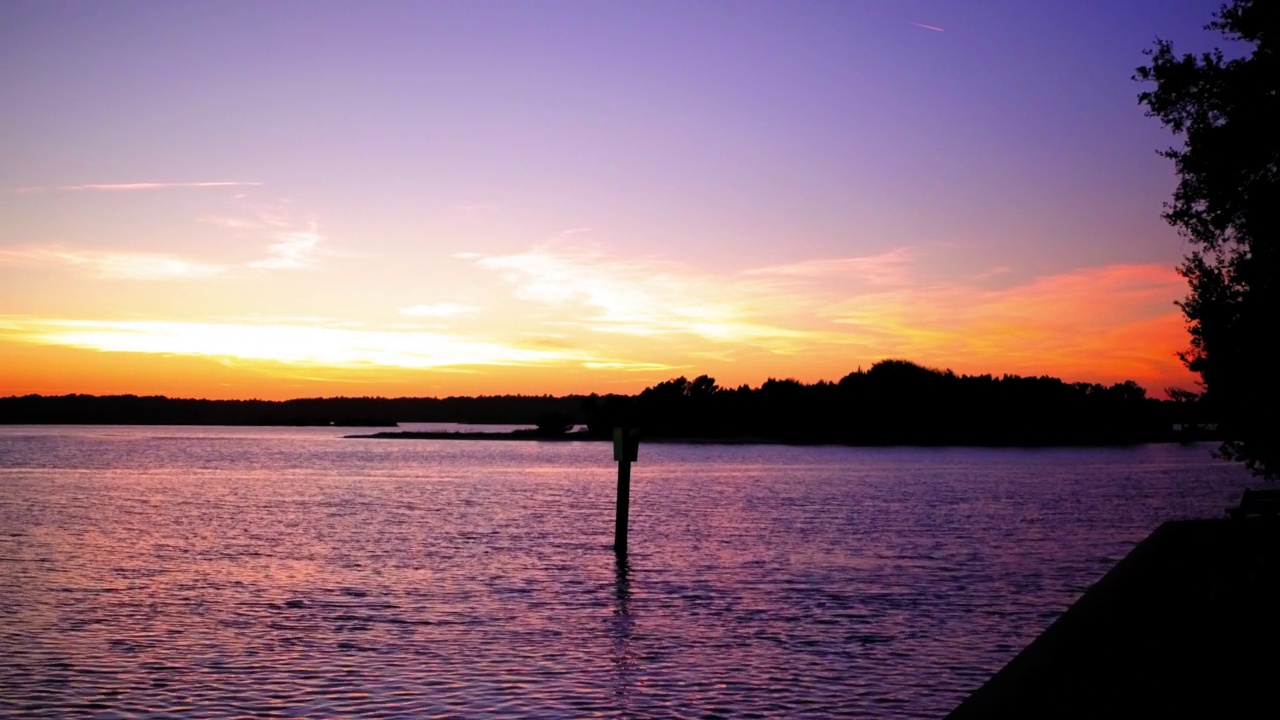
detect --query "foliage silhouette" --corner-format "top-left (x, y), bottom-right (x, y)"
top-left (1136, 0), bottom-right (1278, 476)
top-left (532, 410), bottom-right (575, 436)
top-left (613, 360), bottom-right (1178, 446)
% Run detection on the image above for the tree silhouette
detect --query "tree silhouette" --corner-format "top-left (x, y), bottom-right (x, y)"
top-left (534, 410), bottom-right (575, 436)
top-left (1136, 0), bottom-right (1278, 477)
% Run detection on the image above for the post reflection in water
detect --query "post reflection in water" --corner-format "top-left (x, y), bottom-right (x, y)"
top-left (610, 555), bottom-right (636, 712)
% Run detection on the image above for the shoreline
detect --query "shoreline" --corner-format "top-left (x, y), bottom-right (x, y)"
top-left (945, 517), bottom-right (1280, 718)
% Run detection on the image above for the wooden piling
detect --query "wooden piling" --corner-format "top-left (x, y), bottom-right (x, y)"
top-left (613, 427), bottom-right (638, 556)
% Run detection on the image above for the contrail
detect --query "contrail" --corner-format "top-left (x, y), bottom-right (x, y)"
top-left (13, 181), bottom-right (263, 193)
top-left (908, 21), bottom-right (945, 32)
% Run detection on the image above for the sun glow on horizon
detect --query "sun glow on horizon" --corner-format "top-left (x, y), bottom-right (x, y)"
top-left (0, 246), bottom-right (1196, 399)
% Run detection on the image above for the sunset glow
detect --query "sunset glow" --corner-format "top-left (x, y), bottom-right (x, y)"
top-left (0, 1), bottom-right (1210, 399)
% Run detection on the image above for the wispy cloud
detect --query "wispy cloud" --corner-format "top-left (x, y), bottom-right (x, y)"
top-left (199, 215), bottom-right (261, 230)
top-left (204, 205), bottom-right (336, 271)
top-left (582, 360), bottom-right (687, 372)
top-left (908, 21), bottom-right (945, 32)
top-left (13, 181), bottom-right (262, 194)
top-left (248, 222), bottom-right (324, 270)
top-left (0, 246), bottom-right (227, 280)
top-left (744, 248), bottom-right (915, 286)
top-left (10, 181), bottom-right (333, 275)
top-left (474, 246), bottom-right (815, 347)
top-left (0, 215), bottom-right (328, 281)
top-left (399, 302), bottom-right (479, 318)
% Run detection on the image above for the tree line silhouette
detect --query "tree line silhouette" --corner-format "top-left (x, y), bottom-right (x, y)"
top-left (588, 360), bottom-right (1209, 445)
top-left (0, 393), bottom-right (576, 428)
top-left (0, 360), bottom-right (1214, 446)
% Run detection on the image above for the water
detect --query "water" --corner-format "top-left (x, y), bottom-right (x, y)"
top-left (0, 426), bottom-right (1255, 718)
top-left (392, 422), bottom-right (539, 433)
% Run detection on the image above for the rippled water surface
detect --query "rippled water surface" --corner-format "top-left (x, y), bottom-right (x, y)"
top-left (0, 426), bottom-right (1255, 718)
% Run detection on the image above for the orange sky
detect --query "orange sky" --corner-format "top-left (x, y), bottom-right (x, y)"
top-left (0, 243), bottom-right (1196, 400)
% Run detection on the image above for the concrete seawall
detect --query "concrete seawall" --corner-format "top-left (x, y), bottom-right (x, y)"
top-left (947, 518), bottom-right (1280, 719)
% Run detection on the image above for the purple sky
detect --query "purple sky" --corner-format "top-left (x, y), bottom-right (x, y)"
top-left (0, 1), bottom-right (1233, 397)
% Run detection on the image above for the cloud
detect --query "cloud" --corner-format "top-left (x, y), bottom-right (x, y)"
top-left (582, 360), bottom-right (687, 372)
top-left (474, 246), bottom-right (816, 347)
top-left (199, 215), bottom-right (261, 230)
top-left (248, 223), bottom-right (323, 270)
top-left (744, 248), bottom-right (915, 286)
top-left (204, 205), bottom-right (339, 271)
top-left (0, 219), bottom-right (326, 280)
top-left (0, 246), bottom-right (227, 280)
top-left (0, 318), bottom-right (589, 370)
top-left (13, 181), bottom-right (262, 193)
top-left (399, 303), bottom-right (479, 318)
top-left (11, 181), bottom-right (334, 274)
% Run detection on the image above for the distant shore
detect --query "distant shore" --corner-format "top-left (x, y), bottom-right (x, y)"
top-left (344, 429), bottom-right (1205, 447)
top-left (347, 430), bottom-right (594, 441)
top-left (346, 431), bottom-right (767, 444)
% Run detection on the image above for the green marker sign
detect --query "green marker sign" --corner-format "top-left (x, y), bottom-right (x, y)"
top-left (613, 427), bottom-right (639, 462)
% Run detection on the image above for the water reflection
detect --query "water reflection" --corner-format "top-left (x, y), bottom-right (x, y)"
top-left (611, 555), bottom-right (636, 713)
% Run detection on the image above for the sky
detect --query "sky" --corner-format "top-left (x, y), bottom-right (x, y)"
top-left (0, 0), bottom-right (1232, 400)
